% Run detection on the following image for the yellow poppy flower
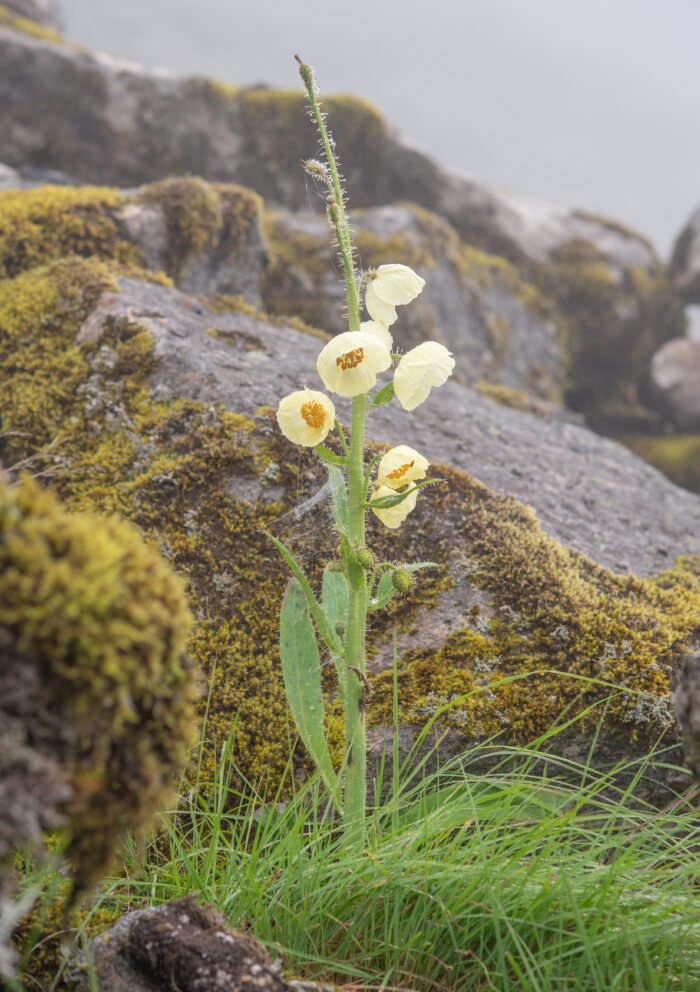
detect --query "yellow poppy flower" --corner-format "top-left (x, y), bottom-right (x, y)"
top-left (360, 319), bottom-right (393, 352)
top-left (377, 445), bottom-right (429, 490)
top-left (370, 484), bottom-right (418, 529)
top-left (316, 330), bottom-right (391, 397)
top-left (394, 341), bottom-right (455, 411)
top-left (365, 263), bottom-right (424, 326)
top-left (276, 388), bottom-right (335, 446)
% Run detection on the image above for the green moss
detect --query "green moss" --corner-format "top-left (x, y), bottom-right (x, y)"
top-left (0, 185), bottom-right (138, 279)
top-left (0, 471), bottom-right (197, 896)
top-left (367, 465), bottom-right (700, 743)
top-left (620, 433), bottom-right (700, 495)
top-left (0, 3), bottom-right (62, 42)
top-left (474, 381), bottom-right (554, 418)
top-left (138, 177), bottom-right (262, 282)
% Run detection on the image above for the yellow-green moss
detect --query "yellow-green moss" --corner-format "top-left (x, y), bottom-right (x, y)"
top-left (621, 433), bottom-right (700, 495)
top-left (367, 465), bottom-right (700, 743)
top-left (0, 3), bottom-right (62, 42)
top-left (0, 185), bottom-right (138, 279)
top-left (474, 381), bottom-right (554, 418)
top-left (0, 471), bottom-right (198, 895)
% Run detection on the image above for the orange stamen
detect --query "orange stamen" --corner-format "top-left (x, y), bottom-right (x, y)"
top-left (336, 347), bottom-right (364, 370)
top-left (300, 400), bottom-right (327, 429)
top-left (387, 462), bottom-right (411, 481)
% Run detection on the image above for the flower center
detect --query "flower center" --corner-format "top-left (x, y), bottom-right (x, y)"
top-left (336, 347), bottom-right (364, 371)
top-left (300, 400), bottom-right (327, 429)
top-left (387, 462), bottom-right (412, 482)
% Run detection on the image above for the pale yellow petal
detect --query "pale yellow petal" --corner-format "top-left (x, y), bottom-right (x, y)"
top-left (316, 330), bottom-right (391, 397)
top-left (394, 342), bottom-right (455, 411)
top-left (371, 484), bottom-right (418, 529)
top-left (360, 319), bottom-right (393, 352)
top-left (377, 445), bottom-right (429, 490)
top-left (365, 281), bottom-right (398, 326)
top-left (276, 388), bottom-right (335, 446)
top-left (372, 263), bottom-right (425, 305)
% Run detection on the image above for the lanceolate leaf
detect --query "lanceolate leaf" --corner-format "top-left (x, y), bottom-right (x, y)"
top-left (367, 478), bottom-right (444, 509)
top-left (368, 561), bottom-right (439, 611)
top-left (265, 530), bottom-right (340, 655)
top-left (280, 579), bottom-right (341, 810)
top-left (327, 465), bottom-right (350, 535)
top-left (369, 380), bottom-right (394, 408)
top-left (321, 566), bottom-right (350, 706)
top-left (314, 444), bottom-right (346, 466)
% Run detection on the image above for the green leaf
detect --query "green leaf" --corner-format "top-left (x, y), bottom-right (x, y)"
top-left (321, 567), bottom-right (349, 707)
top-left (369, 380), bottom-right (394, 408)
top-left (369, 570), bottom-right (396, 610)
top-left (280, 579), bottom-right (341, 809)
top-left (368, 562), bottom-right (438, 611)
top-left (327, 465), bottom-right (349, 535)
top-left (314, 444), bottom-right (346, 466)
top-left (265, 530), bottom-right (340, 655)
top-left (367, 478), bottom-right (444, 508)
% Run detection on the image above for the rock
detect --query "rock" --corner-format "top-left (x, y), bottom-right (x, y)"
top-left (619, 432), bottom-right (700, 496)
top-left (647, 337), bottom-right (700, 430)
top-left (265, 204), bottom-right (567, 404)
top-left (0, 467), bottom-right (198, 973)
top-left (2, 195), bottom-right (699, 871)
top-left (670, 203), bottom-right (700, 303)
top-left (0, 178), bottom-right (266, 306)
top-left (2, 0), bottom-right (63, 33)
top-left (68, 896), bottom-right (295, 992)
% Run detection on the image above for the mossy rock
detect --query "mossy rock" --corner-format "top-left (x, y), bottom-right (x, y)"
top-left (620, 433), bottom-right (700, 495)
top-left (263, 203), bottom-right (568, 404)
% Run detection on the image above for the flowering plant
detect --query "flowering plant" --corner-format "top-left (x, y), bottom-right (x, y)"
top-left (270, 57), bottom-right (454, 844)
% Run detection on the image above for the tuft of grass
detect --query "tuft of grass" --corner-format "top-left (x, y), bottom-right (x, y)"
top-left (13, 687), bottom-right (700, 992)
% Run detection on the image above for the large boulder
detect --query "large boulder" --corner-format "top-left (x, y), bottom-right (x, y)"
top-left (670, 202), bottom-right (700, 303)
top-left (0, 227), bottom-right (697, 824)
top-left (648, 337), bottom-right (700, 431)
top-left (264, 204), bottom-right (567, 403)
top-left (0, 0), bottom-right (63, 35)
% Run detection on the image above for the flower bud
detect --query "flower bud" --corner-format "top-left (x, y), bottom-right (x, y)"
top-left (355, 548), bottom-right (374, 569)
top-left (298, 62), bottom-right (314, 87)
top-left (334, 622), bottom-right (346, 637)
top-left (391, 569), bottom-right (413, 593)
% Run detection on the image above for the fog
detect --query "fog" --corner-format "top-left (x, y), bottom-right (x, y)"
top-left (58, 0), bottom-right (700, 256)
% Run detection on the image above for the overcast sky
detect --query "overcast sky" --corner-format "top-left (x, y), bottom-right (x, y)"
top-left (57, 0), bottom-right (700, 258)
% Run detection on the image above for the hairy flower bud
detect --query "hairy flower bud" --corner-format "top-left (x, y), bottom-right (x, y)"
top-left (391, 569), bottom-right (413, 593)
top-left (355, 548), bottom-right (374, 569)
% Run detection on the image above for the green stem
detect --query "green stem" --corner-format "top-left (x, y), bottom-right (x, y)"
top-left (343, 393), bottom-right (368, 844)
top-left (298, 58), bottom-right (360, 330)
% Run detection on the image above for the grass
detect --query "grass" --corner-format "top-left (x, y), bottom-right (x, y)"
top-left (11, 688), bottom-right (700, 992)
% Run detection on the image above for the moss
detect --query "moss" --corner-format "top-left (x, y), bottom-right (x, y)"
top-left (620, 433), bottom-right (700, 495)
top-left (367, 465), bottom-right (700, 743)
top-left (0, 471), bottom-right (198, 897)
top-left (0, 3), bottom-right (62, 42)
top-left (474, 381), bottom-right (555, 418)
top-left (0, 185), bottom-right (138, 279)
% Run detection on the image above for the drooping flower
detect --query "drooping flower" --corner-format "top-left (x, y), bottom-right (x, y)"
top-left (316, 330), bottom-right (391, 397)
top-left (360, 319), bottom-right (393, 352)
top-left (377, 445), bottom-right (429, 491)
top-left (370, 484), bottom-right (418, 529)
top-left (365, 263), bottom-right (425, 327)
top-left (394, 341), bottom-right (455, 411)
top-left (276, 388), bottom-right (335, 446)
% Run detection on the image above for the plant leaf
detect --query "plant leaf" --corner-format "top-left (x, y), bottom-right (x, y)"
top-left (367, 478), bottom-right (443, 508)
top-left (280, 579), bottom-right (342, 809)
top-left (321, 566), bottom-right (349, 707)
top-left (327, 465), bottom-right (349, 535)
top-left (369, 381), bottom-right (394, 408)
top-left (368, 562), bottom-right (439, 611)
top-left (314, 444), bottom-right (346, 466)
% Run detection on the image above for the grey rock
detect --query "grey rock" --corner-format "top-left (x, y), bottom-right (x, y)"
top-left (76, 276), bottom-right (700, 577)
top-left (674, 652), bottom-right (700, 784)
top-left (670, 203), bottom-right (700, 303)
top-left (648, 337), bottom-right (700, 430)
top-left (267, 205), bottom-right (567, 403)
top-left (3, 0), bottom-right (63, 32)
top-left (68, 896), bottom-right (296, 992)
